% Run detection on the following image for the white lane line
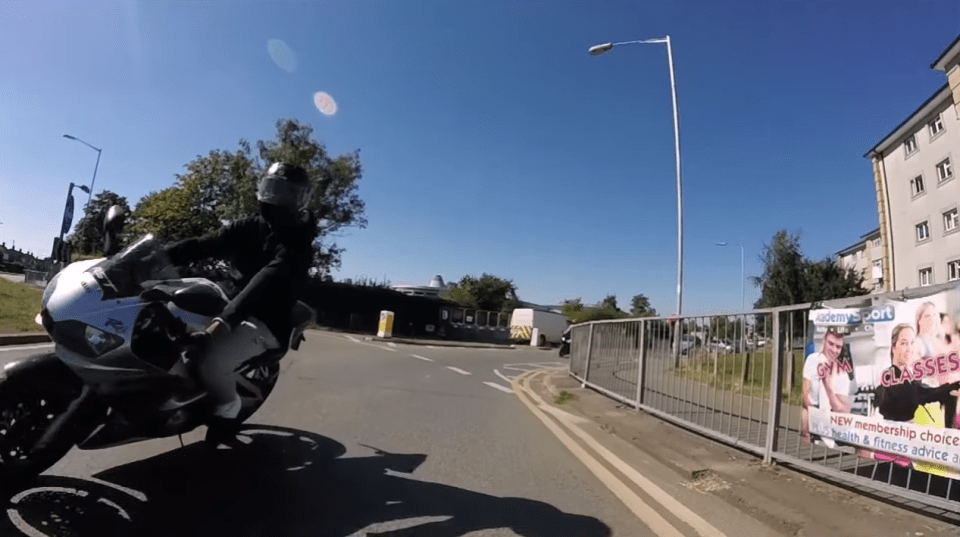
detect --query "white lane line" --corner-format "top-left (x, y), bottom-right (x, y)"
top-left (410, 354), bottom-right (434, 362)
top-left (483, 381), bottom-right (513, 394)
top-left (446, 366), bottom-right (471, 376)
top-left (354, 341), bottom-right (397, 352)
top-left (494, 369), bottom-right (514, 384)
top-left (503, 363), bottom-right (544, 372)
top-left (344, 335), bottom-right (359, 343)
top-left (388, 342), bottom-right (397, 347)
top-left (0, 344), bottom-right (54, 353)
top-left (426, 345), bottom-right (436, 349)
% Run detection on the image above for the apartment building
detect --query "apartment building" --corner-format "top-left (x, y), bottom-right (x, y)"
top-left (836, 228), bottom-right (884, 292)
top-left (866, 34), bottom-right (960, 291)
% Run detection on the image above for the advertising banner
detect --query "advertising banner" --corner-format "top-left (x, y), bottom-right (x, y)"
top-left (803, 285), bottom-right (960, 478)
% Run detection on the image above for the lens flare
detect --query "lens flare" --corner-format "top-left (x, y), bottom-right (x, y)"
top-left (313, 91), bottom-right (338, 116)
top-left (267, 39), bottom-right (298, 73)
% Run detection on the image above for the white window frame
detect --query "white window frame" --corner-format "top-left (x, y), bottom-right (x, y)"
top-left (929, 114), bottom-right (945, 138)
top-left (920, 267), bottom-right (933, 287)
top-left (944, 208), bottom-right (959, 233)
top-left (949, 260), bottom-right (960, 282)
top-left (911, 175), bottom-right (925, 197)
top-left (904, 134), bottom-right (919, 156)
top-left (917, 221), bottom-right (931, 242)
top-left (937, 158), bottom-right (953, 182)
top-left (871, 238), bottom-right (881, 248)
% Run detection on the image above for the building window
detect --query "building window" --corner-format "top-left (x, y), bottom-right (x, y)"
top-left (904, 134), bottom-right (918, 155)
top-left (937, 158), bottom-right (953, 182)
top-left (871, 238), bottom-right (881, 248)
top-left (949, 260), bottom-right (960, 282)
top-left (920, 268), bottom-right (933, 286)
top-left (930, 114), bottom-right (945, 137)
top-left (945, 209), bottom-right (959, 232)
top-left (911, 176), bottom-right (925, 196)
top-left (917, 221), bottom-right (930, 242)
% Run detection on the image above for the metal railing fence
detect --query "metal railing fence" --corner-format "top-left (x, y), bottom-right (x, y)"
top-left (568, 304), bottom-right (960, 513)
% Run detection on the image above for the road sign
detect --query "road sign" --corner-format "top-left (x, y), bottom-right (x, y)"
top-left (61, 194), bottom-right (75, 236)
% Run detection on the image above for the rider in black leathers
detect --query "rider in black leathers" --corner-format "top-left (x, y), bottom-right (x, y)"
top-left (156, 163), bottom-right (318, 432)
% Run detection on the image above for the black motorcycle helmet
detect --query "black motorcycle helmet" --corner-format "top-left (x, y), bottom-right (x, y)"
top-left (257, 162), bottom-right (314, 227)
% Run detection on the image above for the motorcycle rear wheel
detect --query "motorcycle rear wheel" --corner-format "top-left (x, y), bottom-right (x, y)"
top-left (203, 362), bottom-right (280, 444)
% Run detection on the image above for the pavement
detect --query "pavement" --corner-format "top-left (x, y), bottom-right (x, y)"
top-left (524, 368), bottom-right (960, 536)
top-left (0, 271), bottom-right (45, 290)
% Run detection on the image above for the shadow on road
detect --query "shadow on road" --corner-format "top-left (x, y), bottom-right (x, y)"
top-left (0, 425), bottom-right (611, 537)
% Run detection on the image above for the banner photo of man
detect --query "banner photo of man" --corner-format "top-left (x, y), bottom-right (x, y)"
top-left (803, 285), bottom-right (960, 478)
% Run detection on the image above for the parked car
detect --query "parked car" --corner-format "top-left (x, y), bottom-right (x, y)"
top-left (679, 335), bottom-right (702, 354)
top-left (708, 338), bottom-right (733, 352)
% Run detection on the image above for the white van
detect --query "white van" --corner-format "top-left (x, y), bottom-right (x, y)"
top-left (509, 308), bottom-right (570, 345)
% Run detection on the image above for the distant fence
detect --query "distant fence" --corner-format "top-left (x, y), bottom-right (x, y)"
top-left (437, 306), bottom-right (511, 344)
top-left (23, 270), bottom-right (47, 285)
top-left (570, 287), bottom-right (960, 514)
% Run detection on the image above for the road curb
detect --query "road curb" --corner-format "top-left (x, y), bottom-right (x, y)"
top-left (0, 333), bottom-right (51, 346)
top-left (511, 370), bottom-right (728, 537)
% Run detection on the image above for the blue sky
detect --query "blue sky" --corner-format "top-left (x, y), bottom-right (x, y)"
top-left (1, 0), bottom-right (959, 316)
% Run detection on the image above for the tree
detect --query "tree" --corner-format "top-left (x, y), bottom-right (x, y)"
top-left (600, 295), bottom-right (620, 312)
top-left (127, 175), bottom-right (223, 242)
top-left (803, 257), bottom-right (866, 303)
top-left (751, 230), bottom-right (806, 309)
top-left (561, 298), bottom-right (584, 319)
top-left (441, 274), bottom-right (519, 312)
top-left (630, 294), bottom-right (657, 317)
top-left (67, 191), bottom-right (131, 256)
top-left (752, 229), bottom-right (868, 308)
top-left (559, 295), bottom-right (630, 323)
top-left (155, 118), bottom-right (367, 276)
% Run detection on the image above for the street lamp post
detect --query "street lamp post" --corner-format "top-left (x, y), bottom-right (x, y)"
top-left (63, 134), bottom-right (101, 211)
top-left (589, 36), bottom-right (684, 317)
top-left (715, 242), bottom-right (744, 311)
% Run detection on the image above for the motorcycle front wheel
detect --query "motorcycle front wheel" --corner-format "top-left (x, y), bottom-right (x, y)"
top-left (0, 383), bottom-right (81, 489)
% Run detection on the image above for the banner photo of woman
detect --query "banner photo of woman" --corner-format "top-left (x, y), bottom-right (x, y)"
top-left (803, 285), bottom-right (960, 478)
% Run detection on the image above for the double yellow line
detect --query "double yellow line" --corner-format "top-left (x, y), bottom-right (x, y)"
top-left (512, 370), bottom-right (728, 537)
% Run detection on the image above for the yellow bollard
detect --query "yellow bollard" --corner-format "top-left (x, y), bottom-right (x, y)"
top-left (378, 311), bottom-right (395, 338)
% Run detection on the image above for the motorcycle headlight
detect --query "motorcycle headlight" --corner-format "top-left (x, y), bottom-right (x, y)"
top-left (84, 325), bottom-right (124, 356)
top-left (52, 320), bottom-right (124, 358)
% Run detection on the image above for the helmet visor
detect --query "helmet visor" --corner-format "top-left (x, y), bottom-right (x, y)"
top-left (257, 175), bottom-right (311, 209)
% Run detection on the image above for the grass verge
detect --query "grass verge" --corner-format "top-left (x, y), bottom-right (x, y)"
top-left (676, 349), bottom-right (805, 407)
top-left (0, 277), bottom-right (44, 334)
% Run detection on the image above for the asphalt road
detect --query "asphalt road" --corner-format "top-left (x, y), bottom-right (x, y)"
top-left (0, 332), bottom-right (643, 536)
